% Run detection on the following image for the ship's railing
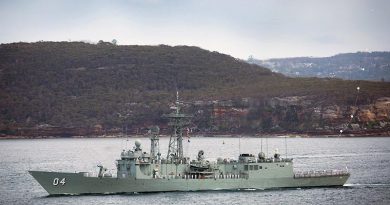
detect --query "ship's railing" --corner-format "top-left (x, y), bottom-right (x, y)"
top-left (82, 172), bottom-right (117, 178)
top-left (259, 158), bottom-right (293, 163)
top-left (82, 172), bottom-right (98, 177)
top-left (218, 157), bottom-right (293, 165)
top-left (110, 173), bottom-right (118, 178)
top-left (294, 169), bottom-right (349, 178)
top-left (160, 173), bottom-right (245, 180)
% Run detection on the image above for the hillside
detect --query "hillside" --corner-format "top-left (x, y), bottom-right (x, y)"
top-left (248, 52), bottom-right (390, 81)
top-left (1, 42), bottom-right (390, 137)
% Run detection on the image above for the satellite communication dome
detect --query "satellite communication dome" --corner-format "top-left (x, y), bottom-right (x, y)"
top-left (258, 152), bottom-right (265, 159)
top-left (135, 140), bottom-right (141, 148)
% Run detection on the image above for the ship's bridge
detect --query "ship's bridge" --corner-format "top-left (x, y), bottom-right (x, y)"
top-left (120, 140), bottom-right (151, 163)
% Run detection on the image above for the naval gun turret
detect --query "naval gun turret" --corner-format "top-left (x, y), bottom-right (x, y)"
top-left (97, 165), bottom-right (110, 178)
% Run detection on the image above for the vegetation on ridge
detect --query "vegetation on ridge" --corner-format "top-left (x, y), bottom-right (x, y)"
top-left (0, 41), bottom-right (389, 135)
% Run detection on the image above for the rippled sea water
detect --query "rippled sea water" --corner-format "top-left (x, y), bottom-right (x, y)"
top-left (0, 136), bottom-right (389, 205)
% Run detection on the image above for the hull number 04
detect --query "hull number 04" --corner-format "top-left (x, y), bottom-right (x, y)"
top-left (53, 178), bottom-right (66, 186)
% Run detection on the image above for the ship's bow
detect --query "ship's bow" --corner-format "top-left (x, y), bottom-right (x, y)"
top-left (29, 170), bottom-right (84, 195)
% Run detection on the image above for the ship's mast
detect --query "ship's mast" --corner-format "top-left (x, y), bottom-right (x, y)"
top-left (164, 91), bottom-right (192, 163)
top-left (149, 126), bottom-right (160, 160)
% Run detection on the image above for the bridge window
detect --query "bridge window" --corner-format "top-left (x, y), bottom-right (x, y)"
top-left (249, 165), bottom-right (253, 170)
top-left (259, 166), bottom-right (262, 169)
top-left (244, 165), bottom-right (249, 171)
top-left (254, 165), bottom-right (258, 170)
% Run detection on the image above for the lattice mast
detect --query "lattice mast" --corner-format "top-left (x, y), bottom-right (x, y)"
top-left (165, 92), bottom-right (192, 162)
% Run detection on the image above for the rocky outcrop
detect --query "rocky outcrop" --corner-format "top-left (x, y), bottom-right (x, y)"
top-left (374, 97), bottom-right (390, 120)
top-left (358, 107), bottom-right (376, 122)
top-left (200, 96), bottom-right (390, 134)
top-left (1, 96), bottom-right (389, 137)
top-left (322, 105), bottom-right (343, 121)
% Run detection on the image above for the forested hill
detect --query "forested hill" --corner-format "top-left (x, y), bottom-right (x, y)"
top-left (1, 42), bottom-right (390, 136)
top-left (249, 52), bottom-right (390, 81)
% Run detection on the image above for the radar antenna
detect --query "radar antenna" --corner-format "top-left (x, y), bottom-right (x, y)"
top-left (164, 91), bottom-right (193, 163)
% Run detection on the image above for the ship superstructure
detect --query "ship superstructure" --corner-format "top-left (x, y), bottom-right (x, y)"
top-left (29, 94), bottom-right (350, 195)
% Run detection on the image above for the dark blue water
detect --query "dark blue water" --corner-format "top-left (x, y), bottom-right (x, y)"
top-left (1, 137), bottom-right (389, 205)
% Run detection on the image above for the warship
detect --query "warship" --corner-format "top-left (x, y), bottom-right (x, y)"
top-left (29, 93), bottom-right (350, 195)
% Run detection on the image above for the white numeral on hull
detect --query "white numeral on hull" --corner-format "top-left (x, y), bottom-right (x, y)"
top-left (53, 178), bottom-right (66, 186)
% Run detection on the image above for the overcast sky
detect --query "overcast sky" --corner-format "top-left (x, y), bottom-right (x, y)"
top-left (0, 0), bottom-right (389, 59)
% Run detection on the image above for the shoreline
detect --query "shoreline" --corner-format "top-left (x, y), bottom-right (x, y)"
top-left (1, 131), bottom-right (389, 140)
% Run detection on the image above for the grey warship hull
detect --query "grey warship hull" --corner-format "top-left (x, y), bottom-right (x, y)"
top-left (29, 94), bottom-right (350, 195)
top-left (29, 170), bottom-right (349, 195)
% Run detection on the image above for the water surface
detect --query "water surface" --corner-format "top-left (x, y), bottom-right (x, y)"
top-left (0, 137), bottom-right (389, 205)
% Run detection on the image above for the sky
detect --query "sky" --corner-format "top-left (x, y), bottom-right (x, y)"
top-left (0, 0), bottom-right (389, 59)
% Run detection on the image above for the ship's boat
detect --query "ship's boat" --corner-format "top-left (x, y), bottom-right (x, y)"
top-left (29, 93), bottom-right (350, 195)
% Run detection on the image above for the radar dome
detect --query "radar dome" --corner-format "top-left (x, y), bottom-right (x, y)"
top-left (258, 152), bottom-right (265, 159)
top-left (135, 140), bottom-right (141, 148)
